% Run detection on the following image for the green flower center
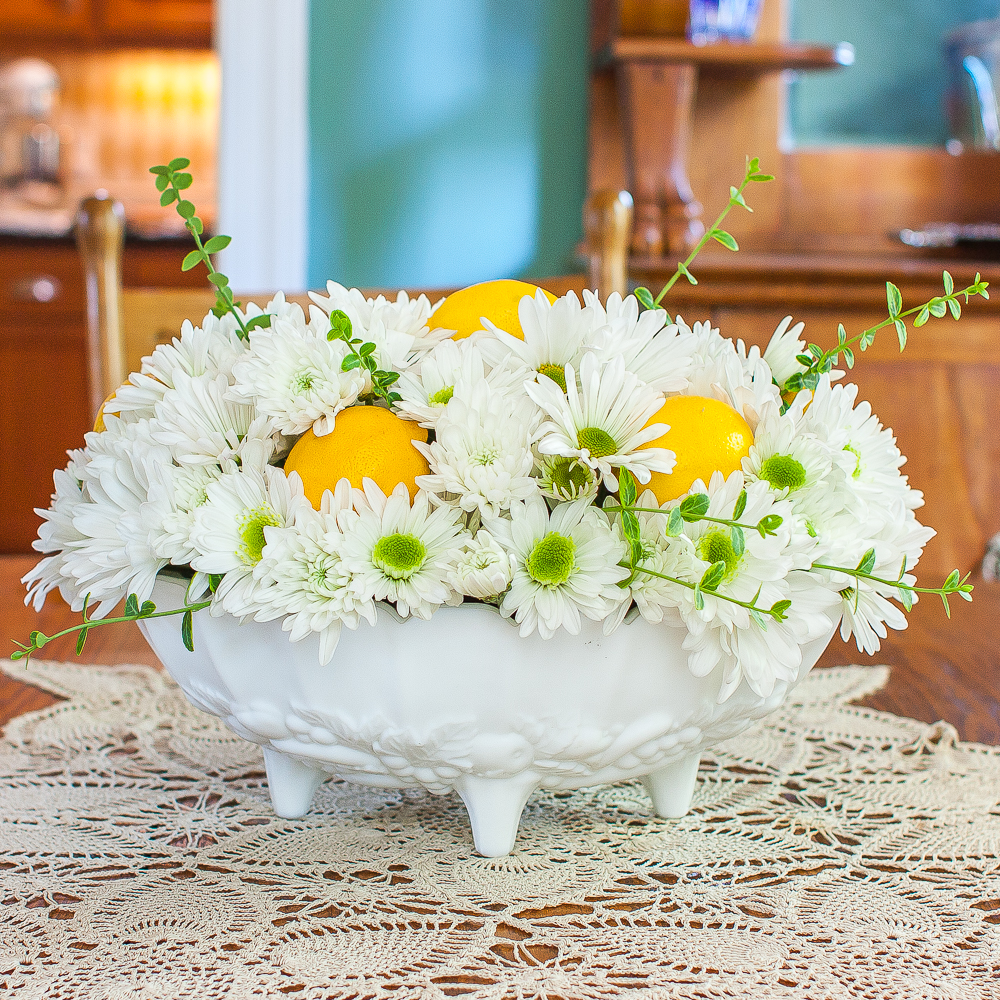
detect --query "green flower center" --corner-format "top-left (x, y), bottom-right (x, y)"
top-left (537, 363), bottom-right (567, 392)
top-left (577, 426), bottom-right (618, 459)
top-left (372, 532), bottom-right (427, 580)
top-left (526, 531), bottom-right (576, 587)
top-left (759, 454), bottom-right (807, 492)
top-left (307, 554), bottom-right (339, 596)
top-left (292, 369), bottom-right (316, 393)
top-left (236, 504), bottom-right (282, 565)
top-left (473, 445), bottom-right (500, 466)
top-left (843, 443), bottom-right (862, 479)
top-left (696, 530), bottom-right (740, 580)
top-left (430, 385), bottom-right (454, 405)
top-left (549, 457), bottom-right (591, 494)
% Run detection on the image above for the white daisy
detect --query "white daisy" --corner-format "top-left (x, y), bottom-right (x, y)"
top-left (228, 311), bottom-right (365, 437)
top-left (251, 482), bottom-right (376, 665)
top-left (762, 315), bottom-right (808, 389)
top-left (142, 461), bottom-right (226, 566)
top-left (584, 290), bottom-right (696, 393)
top-left (189, 462), bottom-right (310, 617)
top-left (152, 371), bottom-right (274, 466)
top-left (528, 352), bottom-right (672, 490)
top-left (446, 528), bottom-right (516, 600)
top-left (106, 309), bottom-right (246, 420)
top-left (60, 422), bottom-right (170, 618)
top-left (479, 289), bottom-right (597, 391)
top-left (486, 497), bottom-right (629, 638)
top-left (535, 454), bottom-right (600, 502)
top-left (665, 472), bottom-right (836, 702)
top-left (339, 480), bottom-right (467, 619)
top-left (22, 449), bottom-right (91, 612)
top-left (415, 378), bottom-right (540, 517)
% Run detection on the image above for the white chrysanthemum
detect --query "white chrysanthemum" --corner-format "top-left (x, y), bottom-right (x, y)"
top-left (535, 454), bottom-right (600, 502)
top-left (678, 315), bottom-right (780, 431)
top-left (142, 461), bottom-right (226, 566)
top-left (106, 309), bottom-right (247, 420)
top-left (309, 282), bottom-right (448, 374)
top-left (584, 291), bottom-right (696, 393)
top-left (479, 289), bottom-right (597, 391)
top-left (486, 497), bottom-right (628, 638)
top-left (446, 528), bottom-right (516, 600)
top-left (189, 462), bottom-right (310, 617)
top-left (22, 449), bottom-right (91, 611)
top-left (528, 352), bottom-right (672, 490)
top-left (800, 376), bottom-right (918, 520)
top-left (761, 315), bottom-right (808, 388)
top-left (415, 379), bottom-right (540, 516)
top-left (228, 311), bottom-right (365, 436)
top-left (152, 371), bottom-right (274, 466)
top-left (339, 480), bottom-right (466, 618)
top-left (665, 472), bottom-right (836, 702)
top-left (57, 422), bottom-right (170, 618)
top-left (251, 481), bottom-right (376, 665)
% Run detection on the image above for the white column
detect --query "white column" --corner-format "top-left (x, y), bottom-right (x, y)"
top-left (215, 0), bottom-right (309, 292)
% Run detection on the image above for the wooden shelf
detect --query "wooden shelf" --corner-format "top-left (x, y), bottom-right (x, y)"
top-left (595, 38), bottom-right (854, 73)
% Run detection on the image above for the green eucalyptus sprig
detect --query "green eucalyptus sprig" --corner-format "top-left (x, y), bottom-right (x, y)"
top-left (812, 550), bottom-right (973, 618)
top-left (10, 590), bottom-right (211, 665)
top-left (633, 156), bottom-right (774, 315)
top-left (781, 271), bottom-right (990, 399)
top-left (327, 309), bottom-right (402, 405)
top-left (614, 470), bottom-right (790, 624)
top-left (150, 157), bottom-right (270, 340)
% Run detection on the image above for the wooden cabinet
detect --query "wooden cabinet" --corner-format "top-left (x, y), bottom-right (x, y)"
top-left (0, 0), bottom-right (211, 49)
top-left (0, 237), bottom-right (205, 554)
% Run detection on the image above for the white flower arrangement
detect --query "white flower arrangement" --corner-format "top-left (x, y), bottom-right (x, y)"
top-left (16, 156), bottom-right (982, 705)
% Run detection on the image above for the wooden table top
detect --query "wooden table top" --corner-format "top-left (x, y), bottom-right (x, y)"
top-left (2, 554), bottom-right (998, 745)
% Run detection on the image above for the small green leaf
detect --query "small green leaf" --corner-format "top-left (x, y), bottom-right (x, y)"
top-left (176, 199), bottom-right (196, 219)
top-left (928, 299), bottom-right (947, 318)
top-left (203, 234), bottom-right (232, 253)
top-left (677, 262), bottom-right (698, 285)
top-left (943, 269), bottom-right (954, 294)
top-left (149, 164), bottom-right (170, 175)
top-left (168, 156), bottom-right (191, 170)
top-left (749, 172), bottom-right (774, 182)
top-left (679, 493), bottom-right (710, 520)
top-left (749, 608), bottom-right (768, 629)
top-left (837, 323), bottom-right (847, 345)
top-left (770, 599), bottom-right (791, 621)
top-left (757, 514), bottom-right (783, 535)
top-left (618, 468), bottom-right (637, 507)
top-left (948, 298), bottom-right (961, 320)
top-left (747, 157), bottom-right (760, 173)
top-left (209, 573), bottom-right (223, 593)
top-left (188, 216), bottom-right (204, 235)
top-left (914, 306), bottom-right (930, 327)
top-left (634, 286), bottom-right (655, 310)
top-left (181, 609), bottom-right (194, 652)
top-left (796, 353), bottom-right (813, 366)
top-left (124, 593), bottom-right (139, 617)
top-left (730, 186), bottom-right (751, 211)
top-left (941, 592), bottom-right (952, 619)
top-left (181, 249), bottom-right (205, 271)
top-left (160, 189), bottom-right (177, 207)
top-left (693, 585), bottom-right (705, 611)
top-left (895, 319), bottom-right (907, 351)
top-left (730, 525), bottom-right (745, 558)
top-left (139, 601), bottom-right (156, 616)
top-left (244, 314), bottom-right (272, 333)
top-left (711, 229), bottom-right (738, 251)
top-left (898, 587), bottom-right (914, 612)
top-left (207, 272), bottom-right (229, 287)
top-left (886, 281), bottom-right (902, 318)
top-left (154, 173), bottom-right (170, 192)
top-left (173, 172), bottom-right (193, 190)
top-left (857, 548), bottom-right (876, 575)
top-left (944, 569), bottom-right (960, 590)
top-left (700, 561), bottom-right (727, 592)
top-left (843, 346), bottom-right (855, 369)
top-left (342, 355), bottom-right (362, 371)
top-left (860, 329), bottom-right (876, 350)
top-left (359, 341), bottom-right (377, 357)
top-left (665, 508), bottom-right (684, 537)
top-left (75, 628), bottom-right (89, 655)
top-left (29, 630), bottom-right (46, 649)
top-left (328, 309), bottom-right (353, 341)
top-left (733, 489), bottom-right (747, 521)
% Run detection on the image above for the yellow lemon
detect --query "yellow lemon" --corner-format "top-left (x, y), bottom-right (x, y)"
top-left (285, 405), bottom-right (429, 508)
top-left (93, 382), bottom-right (132, 433)
top-left (429, 279), bottom-right (557, 340)
top-left (640, 395), bottom-right (753, 504)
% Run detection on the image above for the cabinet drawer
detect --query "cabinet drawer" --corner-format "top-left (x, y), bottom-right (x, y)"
top-left (0, 245), bottom-right (85, 318)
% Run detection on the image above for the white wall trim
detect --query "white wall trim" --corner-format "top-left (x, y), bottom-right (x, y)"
top-left (216, 0), bottom-right (309, 292)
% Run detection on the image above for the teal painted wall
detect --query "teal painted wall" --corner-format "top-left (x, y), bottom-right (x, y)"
top-left (790, 1), bottom-right (998, 146)
top-left (308, 0), bottom-right (589, 289)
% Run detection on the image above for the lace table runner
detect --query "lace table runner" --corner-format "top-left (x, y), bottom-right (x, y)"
top-left (1, 659), bottom-right (999, 999)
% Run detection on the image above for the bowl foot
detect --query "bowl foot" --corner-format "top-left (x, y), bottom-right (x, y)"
top-left (642, 753), bottom-right (700, 818)
top-left (456, 773), bottom-right (539, 858)
top-left (263, 748), bottom-right (327, 818)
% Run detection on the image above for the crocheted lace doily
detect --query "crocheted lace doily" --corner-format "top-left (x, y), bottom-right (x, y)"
top-left (1, 659), bottom-right (998, 999)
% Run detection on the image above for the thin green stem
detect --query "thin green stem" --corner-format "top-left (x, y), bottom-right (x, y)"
top-left (811, 563), bottom-right (971, 597)
top-left (182, 214), bottom-right (249, 339)
top-left (633, 564), bottom-right (786, 621)
top-left (604, 504), bottom-right (762, 531)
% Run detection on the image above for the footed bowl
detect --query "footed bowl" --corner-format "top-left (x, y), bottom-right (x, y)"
top-left (140, 577), bottom-right (836, 856)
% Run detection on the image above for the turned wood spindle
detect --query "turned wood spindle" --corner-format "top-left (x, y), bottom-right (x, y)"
top-left (585, 189), bottom-right (634, 301)
top-left (75, 194), bottom-right (126, 423)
